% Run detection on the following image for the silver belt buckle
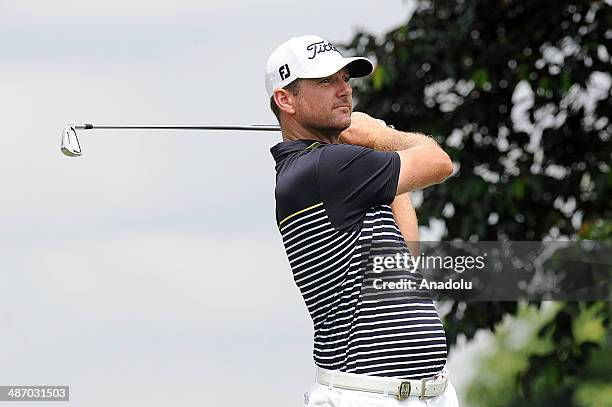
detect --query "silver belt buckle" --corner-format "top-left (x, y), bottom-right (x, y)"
top-left (398, 381), bottom-right (411, 400)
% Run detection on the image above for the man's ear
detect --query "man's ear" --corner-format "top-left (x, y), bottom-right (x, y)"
top-left (273, 88), bottom-right (296, 115)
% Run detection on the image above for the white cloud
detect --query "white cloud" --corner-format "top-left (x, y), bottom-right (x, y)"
top-left (7, 233), bottom-right (294, 321)
top-left (0, 1), bottom-right (420, 405)
top-left (0, 233), bottom-right (314, 406)
top-left (1, 0), bottom-right (251, 22)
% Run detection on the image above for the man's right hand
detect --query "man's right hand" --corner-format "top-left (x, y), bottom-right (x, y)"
top-left (338, 112), bottom-right (388, 147)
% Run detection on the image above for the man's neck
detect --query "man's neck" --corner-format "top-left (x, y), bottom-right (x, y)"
top-left (280, 119), bottom-right (340, 144)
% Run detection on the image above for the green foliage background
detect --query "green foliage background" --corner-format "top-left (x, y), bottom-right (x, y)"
top-left (344, 1), bottom-right (611, 405)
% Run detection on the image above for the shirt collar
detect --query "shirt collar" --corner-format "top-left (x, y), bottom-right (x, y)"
top-left (270, 139), bottom-right (329, 163)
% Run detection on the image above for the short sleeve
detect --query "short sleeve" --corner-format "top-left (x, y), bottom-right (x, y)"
top-left (317, 144), bottom-right (400, 232)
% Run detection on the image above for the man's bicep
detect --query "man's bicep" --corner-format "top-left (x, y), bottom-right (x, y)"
top-left (395, 146), bottom-right (454, 194)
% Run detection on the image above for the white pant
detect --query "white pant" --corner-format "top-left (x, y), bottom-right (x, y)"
top-left (303, 378), bottom-right (459, 407)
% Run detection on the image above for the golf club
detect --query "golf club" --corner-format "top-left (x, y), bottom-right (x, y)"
top-left (60, 123), bottom-right (281, 157)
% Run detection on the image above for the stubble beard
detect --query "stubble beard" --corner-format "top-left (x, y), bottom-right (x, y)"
top-left (309, 107), bottom-right (351, 136)
top-left (294, 96), bottom-right (352, 141)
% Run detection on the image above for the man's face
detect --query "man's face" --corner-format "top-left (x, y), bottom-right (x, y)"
top-left (292, 68), bottom-right (353, 133)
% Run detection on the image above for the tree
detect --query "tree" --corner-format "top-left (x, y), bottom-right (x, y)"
top-left (344, 0), bottom-right (611, 404)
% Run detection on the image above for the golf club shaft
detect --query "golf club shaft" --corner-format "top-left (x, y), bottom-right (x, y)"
top-left (73, 124), bottom-right (281, 131)
top-left (62, 122), bottom-right (393, 157)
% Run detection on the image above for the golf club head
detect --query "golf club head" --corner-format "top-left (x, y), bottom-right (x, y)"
top-left (61, 126), bottom-right (82, 157)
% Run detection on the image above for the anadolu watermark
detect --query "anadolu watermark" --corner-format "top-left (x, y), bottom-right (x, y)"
top-left (360, 241), bottom-right (611, 302)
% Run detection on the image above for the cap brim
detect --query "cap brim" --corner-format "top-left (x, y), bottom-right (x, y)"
top-left (300, 56), bottom-right (374, 79)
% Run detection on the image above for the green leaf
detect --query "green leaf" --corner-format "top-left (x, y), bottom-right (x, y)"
top-left (472, 68), bottom-right (490, 89)
top-left (539, 77), bottom-right (551, 91)
top-left (561, 71), bottom-right (572, 93)
top-left (572, 303), bottom-right (606, 345)
top-left (372, 65), bottom-right (388, 91)
top-left (518, 63), bottom-right (529, 81)
top-left (512, 178), bottom-right (526, 199)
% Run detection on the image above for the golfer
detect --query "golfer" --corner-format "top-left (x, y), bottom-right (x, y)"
top-left (266, 35), bottom-right (459, 406)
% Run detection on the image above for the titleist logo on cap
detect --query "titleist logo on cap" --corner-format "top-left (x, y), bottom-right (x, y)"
top-left (265, 35), bottom-right (373, 97)
top-left (306, 41), bottom-right (341, 60)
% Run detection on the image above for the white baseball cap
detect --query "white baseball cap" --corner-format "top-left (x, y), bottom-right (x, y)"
top-left (265, 34), bottom-right (374, 98)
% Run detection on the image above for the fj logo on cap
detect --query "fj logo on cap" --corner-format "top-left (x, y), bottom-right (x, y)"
top-left (306, 41), bottom-right (341, 60)
top-left (279, 64), bottom-right (291, 80)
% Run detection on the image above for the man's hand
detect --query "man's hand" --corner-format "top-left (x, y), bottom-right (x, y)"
top-left (339, 112), bottom-right (387, 147)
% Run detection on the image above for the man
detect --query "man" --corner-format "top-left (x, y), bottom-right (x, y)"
top-left (266, 35), bottom-right (459, 406)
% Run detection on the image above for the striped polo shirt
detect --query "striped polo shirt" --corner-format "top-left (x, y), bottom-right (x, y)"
top-left (271, 139), bottom-right (447, 380)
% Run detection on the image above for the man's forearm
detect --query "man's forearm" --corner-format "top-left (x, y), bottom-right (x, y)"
top-left (339, 115), bottom-right (442, 152)
top-left (369, 127), bottom-right (441, 152)
top-left (390, 192), bottom-right (420, 257)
